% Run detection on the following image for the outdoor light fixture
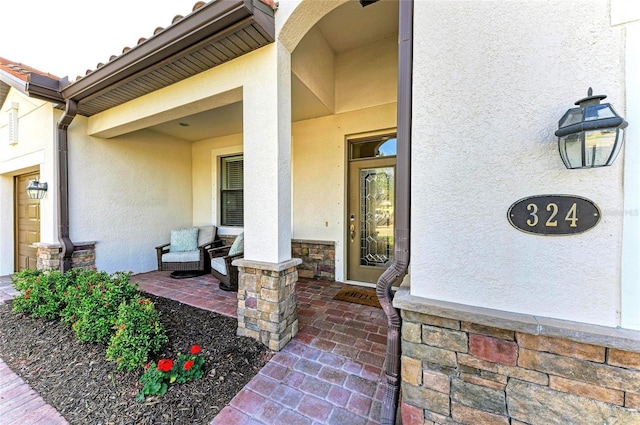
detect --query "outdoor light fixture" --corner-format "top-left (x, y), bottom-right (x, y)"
top-left (556, 88), bottom-right (628, 169)
top-left (26, 180), bottom-right (48, 199)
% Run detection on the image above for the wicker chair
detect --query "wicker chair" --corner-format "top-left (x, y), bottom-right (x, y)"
top-left (208, 232), bottom-right (244, 291)
top-left (156, 225), bottom-right (222, 272)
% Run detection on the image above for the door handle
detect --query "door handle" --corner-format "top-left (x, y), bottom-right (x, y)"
top-left (350, 224), bottom-right (356, 242)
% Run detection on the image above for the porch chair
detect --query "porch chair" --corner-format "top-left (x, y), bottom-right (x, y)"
top-left (208, 232), bottom-right (244, 291)
top-left (156, 225), bottom-right (222, 272)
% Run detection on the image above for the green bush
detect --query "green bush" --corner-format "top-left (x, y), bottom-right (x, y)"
top-left (12, 269), bottom-right (71, 319)
top-left (61, 270), bottom-right (139, 344)
top-left (106, 296), bottom-right (168, 371)
top-left (11, 267), bottom-right (168, 372)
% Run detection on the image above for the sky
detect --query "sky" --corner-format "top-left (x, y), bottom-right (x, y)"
top-left (0, 0), bottom-right (200, 79)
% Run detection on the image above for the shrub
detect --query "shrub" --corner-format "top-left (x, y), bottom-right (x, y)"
top-left (106, 296), bottom-right (168, 371)
top-left (11, 267), bottom-right (168, 374)
top-left (61, 270), bottom-right (139, 344)
top-left (12, 269), bottom-right (71, 319)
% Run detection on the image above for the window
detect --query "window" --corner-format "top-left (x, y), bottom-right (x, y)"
top-left (349, 134), bottom-right (397, 160)
top-left (220, 155), bottom-right (243, 226)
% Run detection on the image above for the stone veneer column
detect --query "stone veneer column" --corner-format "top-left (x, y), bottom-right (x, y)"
top-left (234, 258), bottom-right (302, 351)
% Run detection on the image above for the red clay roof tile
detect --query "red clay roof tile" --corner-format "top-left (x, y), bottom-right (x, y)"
top-left (0, 56), bottom-right (60, 82)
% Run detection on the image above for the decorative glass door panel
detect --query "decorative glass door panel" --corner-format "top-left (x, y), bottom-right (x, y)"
top-left (348, 156), bottom-right (396, 283)
top-left (359, 167), bottom-right (394, 267)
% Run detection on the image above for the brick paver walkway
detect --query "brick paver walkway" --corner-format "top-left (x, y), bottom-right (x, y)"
top-left (0, 275), bottom-right (69, 425)
top-left (0, 271), bottom-right (389, 424)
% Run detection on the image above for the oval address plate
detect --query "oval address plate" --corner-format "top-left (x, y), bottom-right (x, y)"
top-left (508, 195), bottom-right (601, 236)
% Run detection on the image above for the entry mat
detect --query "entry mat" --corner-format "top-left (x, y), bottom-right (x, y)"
top-left (333, 287), bottom-right (381, 308)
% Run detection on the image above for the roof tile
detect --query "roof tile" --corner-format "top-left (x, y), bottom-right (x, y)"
top-left (71, 0), bottom-right (278, 84)
top-left (0, 57), bottom-right (59, 82)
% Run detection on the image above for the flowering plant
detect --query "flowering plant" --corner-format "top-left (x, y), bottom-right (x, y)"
top-left (136, 345), bottom-right (205, 401)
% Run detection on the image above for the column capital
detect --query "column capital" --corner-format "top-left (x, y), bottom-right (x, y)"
top-left (233, 257), bottom-right (302, 272)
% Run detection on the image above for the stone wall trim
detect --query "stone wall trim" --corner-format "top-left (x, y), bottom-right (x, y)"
top-left (395, 286), bottom-right (640, 353)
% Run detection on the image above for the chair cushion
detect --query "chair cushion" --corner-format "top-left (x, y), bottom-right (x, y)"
top-left (163, 250), bottom-right (200, 263)
top-left (197, 225), bottom-right (216, 247)
top-left (211, 257), bottom-right (228, 276)
top-left (229, 232), bottom-right (244, 256)
top-left (170, 228), bottom-right (198, 252)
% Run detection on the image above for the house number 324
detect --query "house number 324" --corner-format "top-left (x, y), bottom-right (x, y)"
top-left (525, 202), bottom-right (578, 228)
top-left (508, 195), bottom-right (600, 236)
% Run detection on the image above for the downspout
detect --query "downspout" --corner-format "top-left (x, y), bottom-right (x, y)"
top-left (376, 0), bottom-right (412, 424)
top-left (57, 100), bottom-right (77, 272)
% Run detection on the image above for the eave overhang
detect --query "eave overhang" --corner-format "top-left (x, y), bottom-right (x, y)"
top-left (26, 73), bottom-right (67, 103)
top-left (0, 70), bottom-right (29, 106)
top-left (26, 0), bottom-right (275, 117)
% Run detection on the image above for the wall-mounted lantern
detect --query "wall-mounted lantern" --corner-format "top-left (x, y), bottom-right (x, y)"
top-left (26, 180), bottom-right (48, 199)
top-left (556, 88), bottom-right (628, 169)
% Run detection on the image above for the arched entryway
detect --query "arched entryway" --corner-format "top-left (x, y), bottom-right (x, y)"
top-left (283, 0), bottom-right (400, 285)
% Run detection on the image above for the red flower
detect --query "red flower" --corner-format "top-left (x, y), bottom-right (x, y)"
top-left (183, 360), bottom-right (195, 371)
top-left (157, 359), bottom-right (173, 372)
top-left (190, 345), bottom-right (201, 355)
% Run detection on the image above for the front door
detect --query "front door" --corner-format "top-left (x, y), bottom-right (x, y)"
top-left (15, 172), bottom-right (41, 271)
top-left (347, 133), bottom-right (396, 283)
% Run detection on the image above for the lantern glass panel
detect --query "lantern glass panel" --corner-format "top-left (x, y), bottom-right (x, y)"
top-left (559, 133), bottom-right (583, 168)
top-left (584, 129), bottom-right (617, 167)
top-left (584, 104), bottom-right (616, 121)
top-left (559, 108), bottom-right (582, 128)
top-left (609, 128), bottom-right (625, 165)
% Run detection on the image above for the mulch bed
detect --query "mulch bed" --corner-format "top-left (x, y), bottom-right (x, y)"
top-left (0, 293), bottom-right (273, 425)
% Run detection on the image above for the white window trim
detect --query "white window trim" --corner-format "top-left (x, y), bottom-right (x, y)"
top-left (211, 146), bottom-right (243, 236)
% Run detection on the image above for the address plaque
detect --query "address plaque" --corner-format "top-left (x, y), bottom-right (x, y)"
top-left (508, 195), bottom-right (601, 236)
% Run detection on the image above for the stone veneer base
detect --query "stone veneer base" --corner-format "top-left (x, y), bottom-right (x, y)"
top-left (393, 281), bottom-right (640, 425)
top-left (234, 258), bottom-right (302, 351)
top-left (291, 239), bottom-right (335, 281)
top-left (218, 238), bottom-right (335, 281)
top-left (33, 241), bottom-right (96, 271)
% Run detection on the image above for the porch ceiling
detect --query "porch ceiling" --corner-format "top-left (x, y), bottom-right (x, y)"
top-left (149, 0), bottom-right (399, 140)
top-left (25, 0), bottom-right (275, 118)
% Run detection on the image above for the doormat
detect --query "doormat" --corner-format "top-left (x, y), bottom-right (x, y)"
top-left (333, 287), bottom-right (381, 308)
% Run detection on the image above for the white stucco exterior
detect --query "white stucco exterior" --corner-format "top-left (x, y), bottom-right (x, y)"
top-left (0, 89), bottom-right (56, 275)
top-left (66, 117), bottom-right (193, 272)
top-left (1, 0), bottom-right (638, 332)
top-left (410, 0), bottom-right (631, 328)
top-left (622, 20), bottom-right (640, 329)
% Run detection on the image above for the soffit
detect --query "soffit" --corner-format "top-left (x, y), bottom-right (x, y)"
top-left (36, 0), bottom-right (275, 117)
top-left (0, 82), bottom-right (8, 108)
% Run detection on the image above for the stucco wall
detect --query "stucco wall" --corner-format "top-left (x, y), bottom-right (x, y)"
top-left (411, 0), bottom-right (627, 327)
top-left (622, 21), bottom-right (640, 329)
top-left (292, 102), bottom-right (396, 282)
top-left (67, 118), bottom-right (192, 273)
top-left (335, 34), bottom-right (397, 114)
top-left (0, 89), bottom-right (56, 274)
top-left (292, 26), bottom-right (335, 112)
top-left (192, 133), bottom-right (243, 233)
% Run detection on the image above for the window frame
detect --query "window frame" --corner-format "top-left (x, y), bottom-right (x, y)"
top-left (220, 154), bottom-right (244, 227)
